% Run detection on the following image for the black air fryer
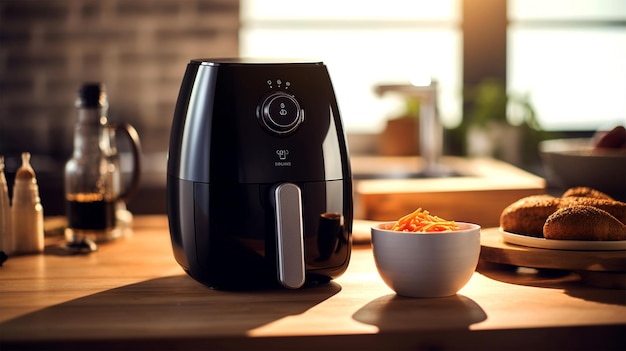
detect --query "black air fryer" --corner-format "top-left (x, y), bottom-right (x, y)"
top-left (167, 59), bottom-right (353, 290)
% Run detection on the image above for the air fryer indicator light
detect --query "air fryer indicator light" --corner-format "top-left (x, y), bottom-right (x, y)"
top-left (266, 79), bottom-right (291, 89)
top-left (258, 92), bottom-right (304, 135)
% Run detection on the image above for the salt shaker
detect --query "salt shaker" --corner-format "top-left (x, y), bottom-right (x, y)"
top-left (0, 156), bottom-right (13, 255)
top-left (12, 152), bottom-right (44, 254)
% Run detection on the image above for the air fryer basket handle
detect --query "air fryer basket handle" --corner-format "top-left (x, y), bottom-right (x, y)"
top-left (273, 183), bottom-right (306, 289)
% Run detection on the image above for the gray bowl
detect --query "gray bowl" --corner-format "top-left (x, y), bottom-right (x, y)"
top-left (540, 138), bottom-right (626, 200)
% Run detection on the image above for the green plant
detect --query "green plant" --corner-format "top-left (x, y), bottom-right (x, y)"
top-left (453, 78), bottom-right (546, 169)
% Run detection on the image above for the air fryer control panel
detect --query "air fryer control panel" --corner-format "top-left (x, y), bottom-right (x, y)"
top-left (258, 92), bottom-right (304, 135)
top-left (207, 63), bottom-right (346, 184)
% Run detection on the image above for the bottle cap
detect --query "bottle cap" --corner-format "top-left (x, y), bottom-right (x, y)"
top-left (15, 152), bottom-right (35, 182)
top-left (76, 83), bottom-right (108, 108)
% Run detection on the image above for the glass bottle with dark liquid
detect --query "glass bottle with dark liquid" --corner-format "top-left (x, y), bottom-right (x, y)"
top-left (64, 83), bottom-right (141, 243)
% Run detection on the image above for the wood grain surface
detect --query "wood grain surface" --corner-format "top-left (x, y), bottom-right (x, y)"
top-left (0, 216), bottom-right (624, 350)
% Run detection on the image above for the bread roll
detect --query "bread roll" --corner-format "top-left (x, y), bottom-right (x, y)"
top-left (499, 187), bottom-right (626, 239)
top-left (558, 197), bottom-right (626, 225)
top-left (499, 195), bottom-right (559, 237)
top-left (544, 206), bottom-right (626, 241)
top-left (561, 187), bottom-right (613, 200)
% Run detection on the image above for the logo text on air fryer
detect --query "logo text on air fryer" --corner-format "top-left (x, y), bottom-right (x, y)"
top-left (275, 149), bottom-right (291, 166)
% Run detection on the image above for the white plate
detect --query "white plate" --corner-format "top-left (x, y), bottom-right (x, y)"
top-left (500, 229), bottom-right (626, 251)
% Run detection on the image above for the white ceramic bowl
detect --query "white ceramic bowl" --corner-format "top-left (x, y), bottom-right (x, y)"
top-left (371, 222), bottom-right (481, 298)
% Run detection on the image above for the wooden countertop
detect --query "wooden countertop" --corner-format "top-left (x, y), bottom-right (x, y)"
top-left (1, 216), bottom-right (624, 350)
top-left (352, 156), bottom-right (546, 227)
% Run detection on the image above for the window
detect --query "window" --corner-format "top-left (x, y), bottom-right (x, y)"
top-left (241, 0), bottom-right (625, 134)
top-left (508, 0), bottom-right (626, 131)
top-left (240, 0), bottom-right (461, 133)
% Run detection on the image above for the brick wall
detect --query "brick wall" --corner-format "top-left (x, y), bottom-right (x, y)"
top-left (0, 0), bottom-right (240, 214)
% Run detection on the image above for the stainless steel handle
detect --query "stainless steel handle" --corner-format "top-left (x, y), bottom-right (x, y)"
top-left (273, 183), bottom-right (305, 289)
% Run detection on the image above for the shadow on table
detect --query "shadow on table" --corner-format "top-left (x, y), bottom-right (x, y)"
top-left (477, 261), bottom-right (626, 306)
top-left (1, 274), bottom-right (341, 349)
top-left (352, 293), bottom-right (487, 331)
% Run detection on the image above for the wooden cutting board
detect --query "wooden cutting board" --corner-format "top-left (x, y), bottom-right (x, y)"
top-left (480, 227), bottom-right (626, 272)
top-left (480, 227), bottom-right (626, 289)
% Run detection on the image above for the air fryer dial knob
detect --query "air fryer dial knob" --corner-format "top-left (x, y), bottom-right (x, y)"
top-left (258, 92), bottom-right (303, 135)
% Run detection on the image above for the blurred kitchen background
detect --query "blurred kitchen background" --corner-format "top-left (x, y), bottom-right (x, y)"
top-left (1, 0), bottom-right (625, 216)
